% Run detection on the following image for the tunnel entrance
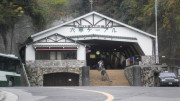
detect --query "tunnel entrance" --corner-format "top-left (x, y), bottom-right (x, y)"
top-left (43, 72), bottom-right (79, 86)
top-left (81, 40), bottom-right (144, 69)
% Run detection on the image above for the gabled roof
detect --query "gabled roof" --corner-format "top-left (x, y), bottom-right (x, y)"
top-left (31, 11), bottom-right (156, 38)
top-left (32, 33), bottom-right (88, 47)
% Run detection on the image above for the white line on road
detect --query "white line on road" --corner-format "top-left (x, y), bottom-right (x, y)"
top-left (62, 87), bottom-right (114, 101)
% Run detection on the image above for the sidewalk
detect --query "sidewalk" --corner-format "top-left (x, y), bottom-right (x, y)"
top-left (0, 90), bottom-right (18, 101)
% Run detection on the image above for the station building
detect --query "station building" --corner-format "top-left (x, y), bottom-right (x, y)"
top-left (24, 12), bottom-right (156, 86)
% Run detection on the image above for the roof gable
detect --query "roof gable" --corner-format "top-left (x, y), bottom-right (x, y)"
top-left (36, 33), bottom-right (74, 43)
top-left (31, 11), bottom-right (156, 38)
top-left (32, 33), bottom-right (87, 47)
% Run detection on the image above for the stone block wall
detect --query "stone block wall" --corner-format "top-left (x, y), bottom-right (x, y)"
top-left (26, 60), bottom-right (86, 86)
top-left (26, 60), bottom-right (86, 68)
top-left (141, 56), bottom-right (156, 65)
top-left (141, 65), bottom-right (167, 86)
top-left (124, 64), bottom-right (167, 87)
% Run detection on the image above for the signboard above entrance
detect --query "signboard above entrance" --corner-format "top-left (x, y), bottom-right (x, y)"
top-left (74, 25), bottom-right (113, 28)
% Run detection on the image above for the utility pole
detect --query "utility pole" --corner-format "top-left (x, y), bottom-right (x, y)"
top-left (155, 0), bottom-right (159, 64)
top-left (89, 0), bottom-right (93, 12)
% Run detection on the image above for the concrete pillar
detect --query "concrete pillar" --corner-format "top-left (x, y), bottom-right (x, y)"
top-left (26, 45), bottom-right (35, 61)
top-left (133, 66), bottom-right (142, 86)
top-left (77, 45), bottom-right (86, 60)
top-left (82, 66), bottom-right (90, 86)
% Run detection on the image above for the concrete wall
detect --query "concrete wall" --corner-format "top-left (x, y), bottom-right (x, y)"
top-left (124, 65), bottom-right (141, 86)
top-left (124, 65), bottom-right (167, 87)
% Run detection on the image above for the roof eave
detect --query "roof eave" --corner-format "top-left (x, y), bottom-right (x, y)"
top-left (30, 11), bottom-right (156, 39)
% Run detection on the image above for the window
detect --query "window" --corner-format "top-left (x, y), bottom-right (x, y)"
top-left (8, 61), bottom-right (16, 71)
top-left (36, 50), bottom-right (77, 60)
top-left (36, 51), bottom-right (50, 60)
top-left (61, 51), bottom-right (77, 60)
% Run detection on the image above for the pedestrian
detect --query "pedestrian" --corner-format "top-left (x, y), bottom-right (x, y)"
top-left (98, 60), bottom-right (104, 71)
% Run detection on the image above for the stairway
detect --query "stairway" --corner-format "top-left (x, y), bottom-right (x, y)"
top-left (90, 70), bottom-right (130, 86)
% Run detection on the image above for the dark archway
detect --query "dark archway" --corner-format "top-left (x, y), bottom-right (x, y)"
top-left (43, 72), bottom-right (79, 86)
top-left (81, 40), bottom-right (144, 69)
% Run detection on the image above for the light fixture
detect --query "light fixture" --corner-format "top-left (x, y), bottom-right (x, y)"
top-left (96, 51), bottom-right (100, 55)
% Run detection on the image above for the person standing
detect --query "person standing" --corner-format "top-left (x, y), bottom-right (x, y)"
top-left (98, 60), bottom-right (104, 71)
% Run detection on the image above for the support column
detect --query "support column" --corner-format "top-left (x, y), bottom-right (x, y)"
top-left (77, 45), bottom-right (86, 60)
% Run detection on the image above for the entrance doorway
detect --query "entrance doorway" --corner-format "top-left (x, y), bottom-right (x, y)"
top-left (43, 72), bottom-right (79, 86)
top-left (81, 40), bottom-right (144, 69)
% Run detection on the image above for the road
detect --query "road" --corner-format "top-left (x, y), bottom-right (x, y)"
top-left (1, 86), bottom-right (180, 101)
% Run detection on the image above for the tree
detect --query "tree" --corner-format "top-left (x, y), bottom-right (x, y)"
top-left (0, 0), bottom-right (46, 53)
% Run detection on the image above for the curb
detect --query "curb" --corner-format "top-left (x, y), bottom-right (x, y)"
top-left (0, 90), bottom-right (18, 101)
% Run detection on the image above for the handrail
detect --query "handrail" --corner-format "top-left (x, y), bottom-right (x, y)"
top-left (22, 64), bottom-right (30, 87)
top-left (101, 69), bottom-right (112, 86)
top-left (105, 70), bottom-right (112, 86)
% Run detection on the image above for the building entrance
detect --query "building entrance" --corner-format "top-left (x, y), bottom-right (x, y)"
top-left (81, 40), bottom-right (144, 69)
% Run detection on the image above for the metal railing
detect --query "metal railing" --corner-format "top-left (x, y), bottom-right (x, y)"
top-left (21, 64), bottom-right (30, 87)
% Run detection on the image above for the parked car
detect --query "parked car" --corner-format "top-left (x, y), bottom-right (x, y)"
top-left (158, 72), bottom-right (179, 86)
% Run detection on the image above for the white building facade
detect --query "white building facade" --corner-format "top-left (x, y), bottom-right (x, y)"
top-left (25, 12), bottom-right (156, 86)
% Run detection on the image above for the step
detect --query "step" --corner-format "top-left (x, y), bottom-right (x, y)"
top-left (90, 70), bottom-right (130, 86)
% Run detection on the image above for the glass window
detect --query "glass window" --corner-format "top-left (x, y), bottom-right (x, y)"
top-left (62, 51), bottom-right (77, 60)
top-left (8, 60), bottom-right (16, 71)
top-left (0, 57), bottom-right (5, 70)
top-left (36, 51), bottom-right (50, 60)
top-left (35, 50), bottom-right (77, 60)
top-left (0, 62), bottom-right (5, 70)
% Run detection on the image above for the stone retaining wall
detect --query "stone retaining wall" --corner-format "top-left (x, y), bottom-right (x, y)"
top-left (141, 65), bottom-right (167, 86)
top-left (26, 60), bottom-right (86, 86)
top-left (141, 56), bottom-right (156, 65)
top-left (26, 60), bottom-right (86, 68)
top-left (124, 65), bottom-right (167, 87)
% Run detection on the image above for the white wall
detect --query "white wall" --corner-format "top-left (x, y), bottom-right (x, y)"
top-left (32, 14), bottom-right (154, 56)
top-left (26, 44), bottom-right (35, 61)
top-left (77, 45), bottom-right (86, 60)
top-left (33, 26), bottom-right (154, 55)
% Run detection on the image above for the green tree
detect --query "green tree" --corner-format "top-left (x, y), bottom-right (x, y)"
top-left (0, 0), bottom-right (46, 53)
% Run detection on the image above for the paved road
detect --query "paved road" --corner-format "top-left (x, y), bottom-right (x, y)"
top-left (1, 87), bottom-right (180, 101)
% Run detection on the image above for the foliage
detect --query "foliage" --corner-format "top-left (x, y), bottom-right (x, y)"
top-left (0, 0), bottom-right (25, 49)
top-left (37, 0), bottom-right (67, 23)
top-left (0, 0), bottom-right (66, 51)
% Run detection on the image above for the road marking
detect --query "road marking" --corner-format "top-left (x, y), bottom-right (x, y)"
top-left (63, 87), bottom-right (114, 101)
